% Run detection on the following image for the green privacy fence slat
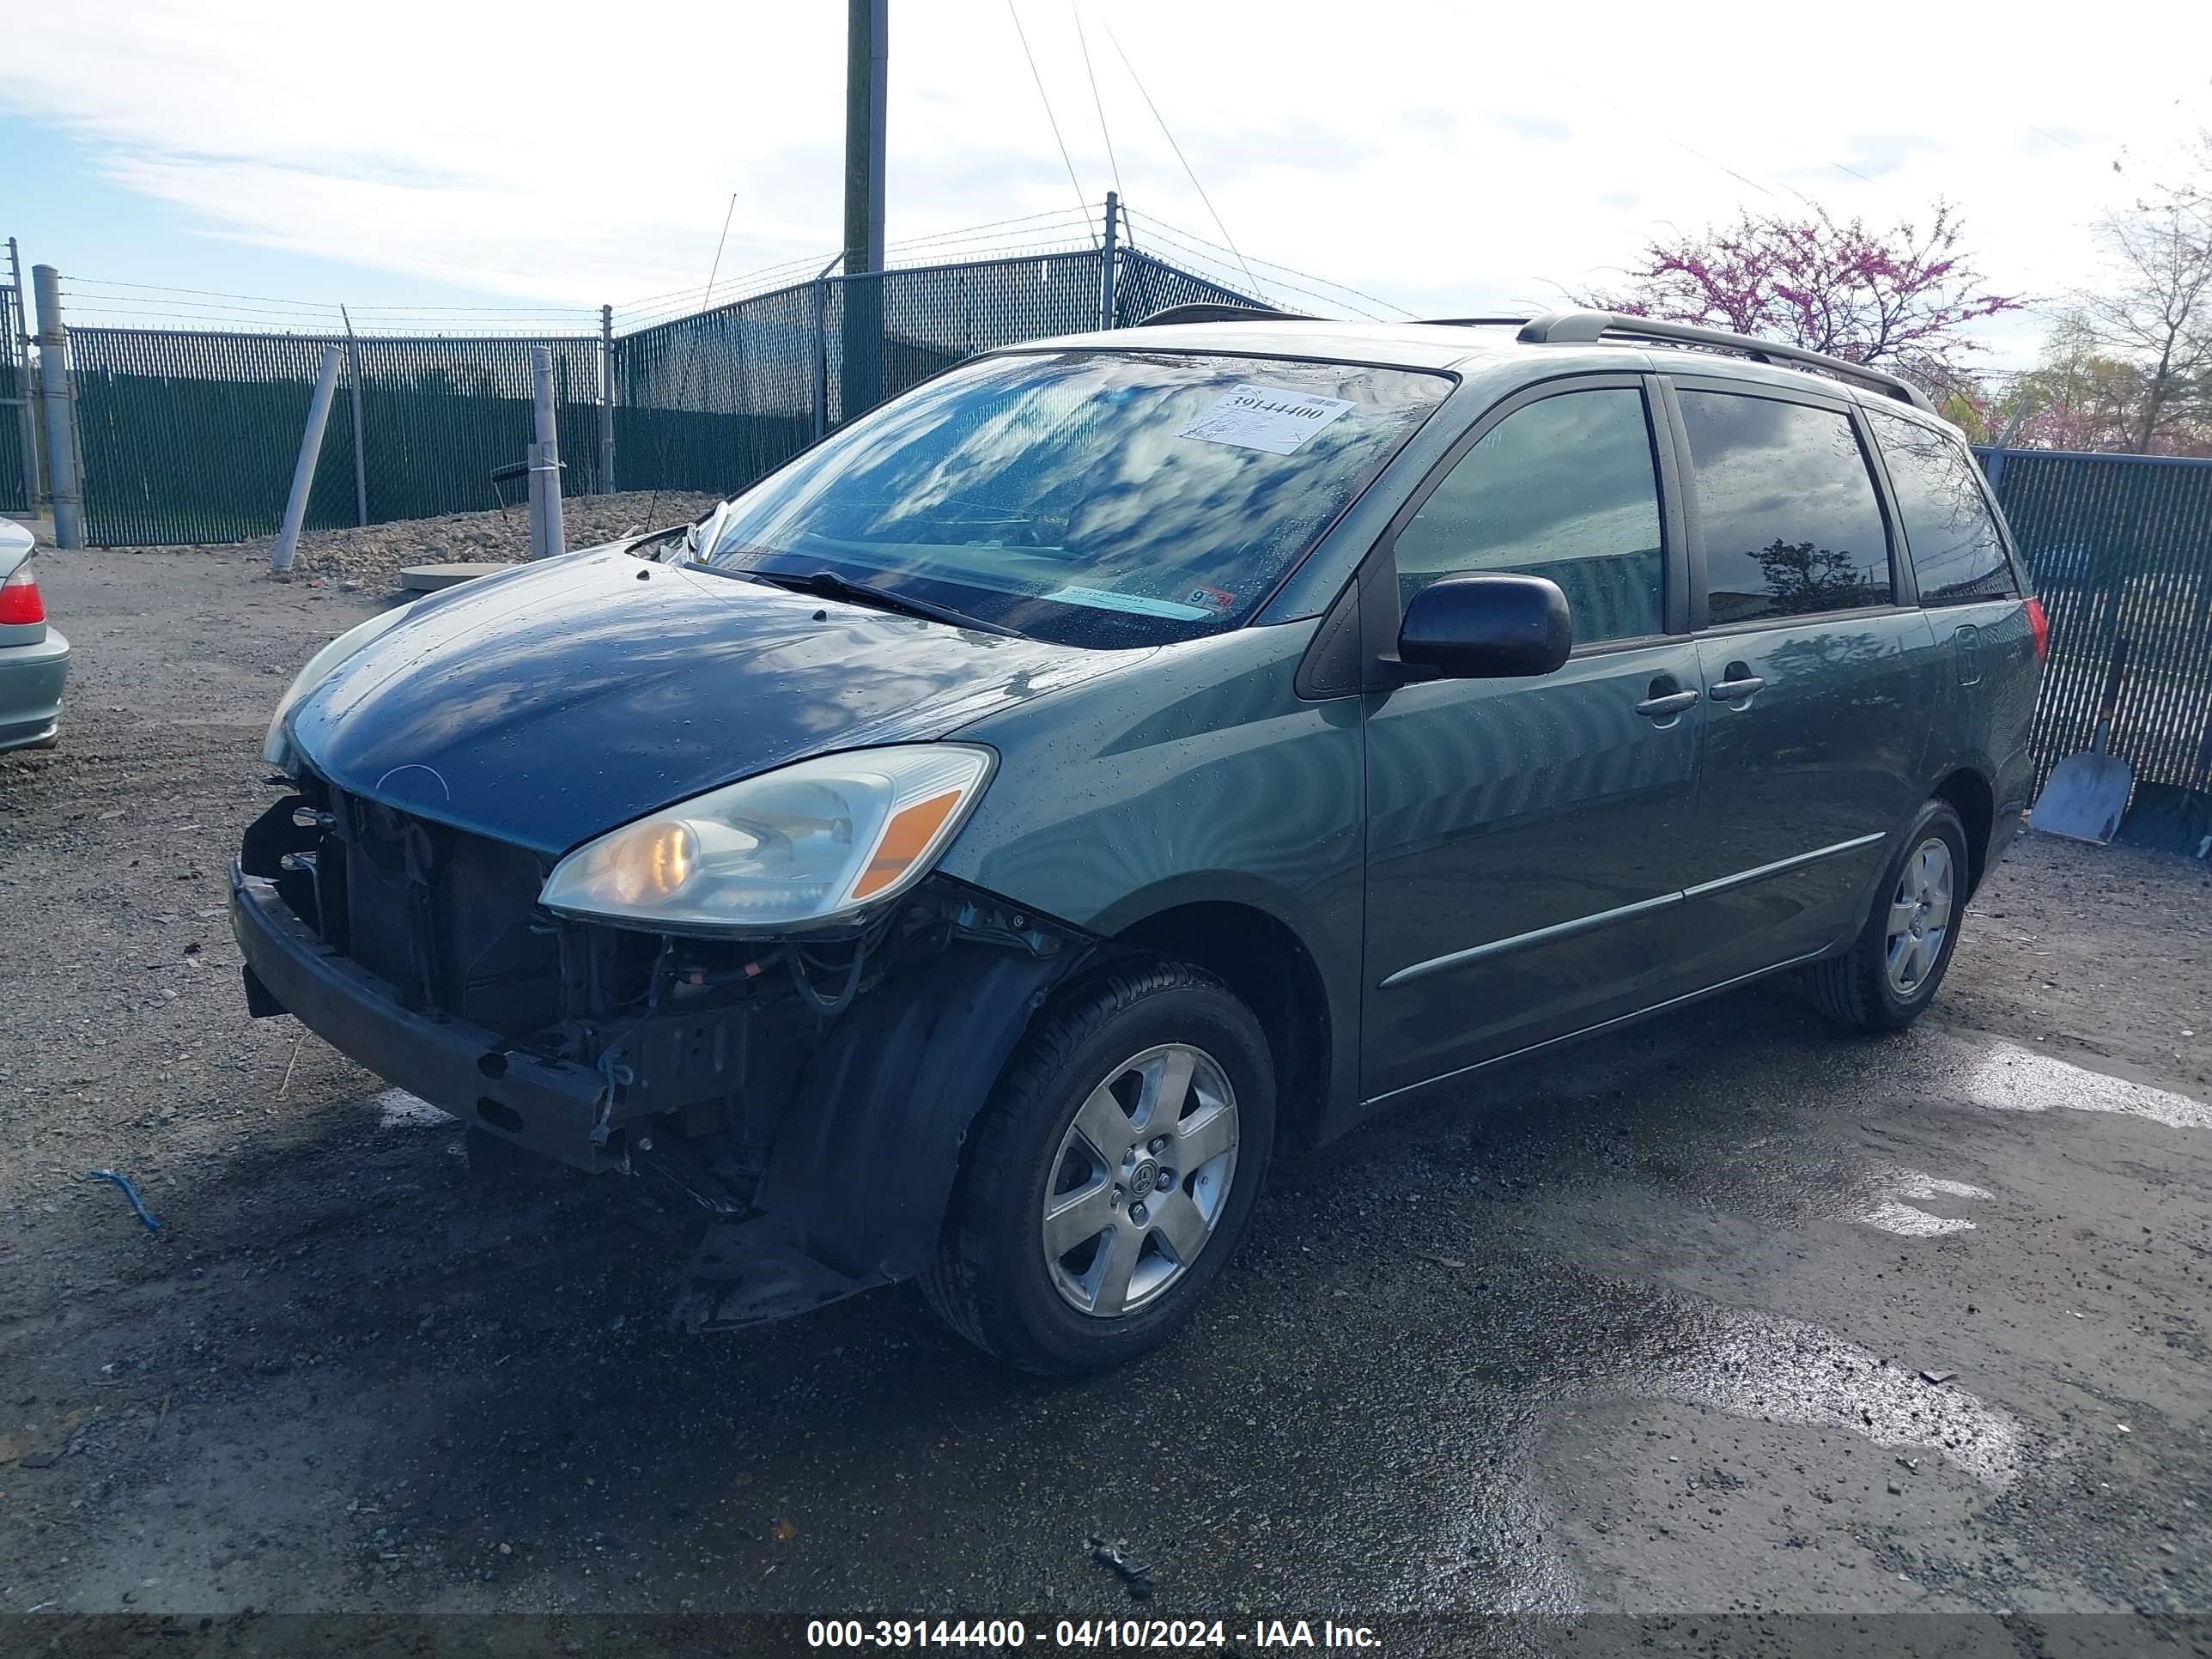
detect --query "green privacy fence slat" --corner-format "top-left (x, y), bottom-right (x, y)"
top-left (63, 248), bottom-right (1270, 545)
top-left (71, 328), bottom-right (605, 545)
top-left (0, 283), bottom-right (30, 514)
top-left (1979, 447), bottom-right (2212, 795)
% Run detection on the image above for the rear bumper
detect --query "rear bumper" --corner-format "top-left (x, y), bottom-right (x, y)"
top-left (0, 627), bottom-right (69, 750)
top-left (228, 860), bottom-right (623, 1172)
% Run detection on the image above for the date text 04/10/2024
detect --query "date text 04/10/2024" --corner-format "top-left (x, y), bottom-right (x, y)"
top-left (803, 1619), bottom-right (1382, 1649)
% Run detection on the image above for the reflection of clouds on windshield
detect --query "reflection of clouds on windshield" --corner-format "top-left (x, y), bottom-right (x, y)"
top-left (704, 350), bottom-right (1446, 647)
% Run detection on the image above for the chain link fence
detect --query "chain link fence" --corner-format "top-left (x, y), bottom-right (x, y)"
top-left (70, 329), bottom-right (606, 545)
top-left (46, 243), bottom-right (1258, 546)
top-left (0, 278), bottom-right (31, 514)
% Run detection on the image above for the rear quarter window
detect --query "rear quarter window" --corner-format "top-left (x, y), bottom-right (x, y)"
top-left (1869, 410), bottom-right (2018, 605)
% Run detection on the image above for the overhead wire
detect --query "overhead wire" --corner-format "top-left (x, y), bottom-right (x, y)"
top-left (1071, 1), bottom-right (1123, 204)
top-left (1127, 210), bottom-right (1418, 319)
top-left (1103, 26), bottom-right (1262, 301)
top-left (1005, 0), bottom-right (1098, 245)
top-left (1121, 214), bottom-right (1385, 319)
top-left (645, 192), bottom-right (741, 529)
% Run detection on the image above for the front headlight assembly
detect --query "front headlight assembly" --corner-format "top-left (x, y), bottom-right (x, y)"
top-left (538, 744), bottom-right (996, 935)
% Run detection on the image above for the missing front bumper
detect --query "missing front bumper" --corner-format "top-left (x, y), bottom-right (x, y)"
top-left (230, 863), bottom-right (624, 1172)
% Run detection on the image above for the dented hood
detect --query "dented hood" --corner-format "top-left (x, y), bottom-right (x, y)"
top-left (285, 548), bottom-right (1130, 854)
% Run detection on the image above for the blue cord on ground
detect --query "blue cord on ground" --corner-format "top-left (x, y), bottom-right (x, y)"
top-left (88, 1169), bottom-right (161, 1233)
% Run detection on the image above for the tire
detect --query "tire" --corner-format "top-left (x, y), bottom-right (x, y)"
top-left (921, 959), bottom-right (1276, 1375)
top-left (1803, 799), bottom-right (1970, 1032)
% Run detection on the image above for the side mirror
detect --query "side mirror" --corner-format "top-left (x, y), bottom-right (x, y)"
top-left (1397, 573), bottom-right (1572, 679)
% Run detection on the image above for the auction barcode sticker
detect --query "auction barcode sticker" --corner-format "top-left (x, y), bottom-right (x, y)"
top-left (1176, 384), bottom-right (1356, 455)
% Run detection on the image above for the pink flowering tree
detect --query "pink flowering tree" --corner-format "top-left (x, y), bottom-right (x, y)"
top-left (1577, 202), bottom-right (2027, 397)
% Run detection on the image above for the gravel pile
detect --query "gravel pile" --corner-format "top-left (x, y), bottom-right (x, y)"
top-left (146, 491), bottom-right (723, 591)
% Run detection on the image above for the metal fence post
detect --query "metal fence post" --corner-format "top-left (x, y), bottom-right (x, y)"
top-left (340, 306), bottom-right (368, 526)
top-left (1098, 191), bottom-right (1119, 331)
top-left (7, 238), bottom-right (40, 515)
top-left (811, 276), bottom-right (830, 442)
top-left (529, 345), bottom-right (564, 559)
top-left (270, 343), bottom-right (343, 574)
top-left (598, 304), bottom-right (616, 495)
top-left (30, 266), bottom-right (82, 549)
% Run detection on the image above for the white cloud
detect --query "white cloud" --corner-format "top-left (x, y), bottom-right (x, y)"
top-left (4, 0), bottom-right (2210, 365)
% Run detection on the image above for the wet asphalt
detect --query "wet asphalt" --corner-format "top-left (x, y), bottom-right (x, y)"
top-left (3, 548), bottom-right (2208, 1632)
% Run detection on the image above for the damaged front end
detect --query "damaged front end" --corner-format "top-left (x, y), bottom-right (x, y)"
top-left (231, 770), bottom-right (1096, 1331)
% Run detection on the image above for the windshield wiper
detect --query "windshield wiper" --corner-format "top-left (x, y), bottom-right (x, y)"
top-left (744, 568), bottom-right (1017, 636)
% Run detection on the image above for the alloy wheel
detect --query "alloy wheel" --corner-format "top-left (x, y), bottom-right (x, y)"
top-left (1041, 1042), bottom-right (1240, 1317)
top-left (1884, 836), bottom-right (1954, 998)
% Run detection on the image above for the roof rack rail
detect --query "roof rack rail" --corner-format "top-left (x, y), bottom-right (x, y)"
top-left (1515, 310), bottom-right (1935, 412)
top-left (1134, 302), bottom-right (1304, 327)
top-left (1419, 316), bottom-right (1534, 327)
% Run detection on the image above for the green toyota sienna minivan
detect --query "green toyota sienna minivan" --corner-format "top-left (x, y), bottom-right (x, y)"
top-left (234, 309), bottom-right (2047, 1373)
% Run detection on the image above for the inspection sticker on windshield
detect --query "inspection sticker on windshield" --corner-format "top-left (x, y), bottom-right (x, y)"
top-left (1176, 384), bottom-right (1356, 455)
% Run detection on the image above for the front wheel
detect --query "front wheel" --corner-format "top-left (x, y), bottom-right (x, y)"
top-left (1803, 799), bottom-right (1969, 1031)
top-left (921, 961), bottom-right (1276, 1374)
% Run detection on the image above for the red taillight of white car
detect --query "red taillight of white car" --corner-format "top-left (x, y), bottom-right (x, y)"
top-left (0, 565), bottom-right (46, 626)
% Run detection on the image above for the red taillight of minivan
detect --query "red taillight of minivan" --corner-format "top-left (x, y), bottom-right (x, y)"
top-left (0, 565), bottom-right (45, 625)
top-left (2024, 596), bottom-right (2050, 665)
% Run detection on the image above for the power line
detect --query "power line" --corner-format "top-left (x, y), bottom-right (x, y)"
top-left (646, 193), bottom-right (741, 528)
top-left (1071, 1), bottom-right (1123, 204)
top-left (1006, 0), bottom-right (1097, 245)
top-left (1130, 210), bottom-right (1418, 319)
top-left (1103, 26), bottom-right (1262, 301)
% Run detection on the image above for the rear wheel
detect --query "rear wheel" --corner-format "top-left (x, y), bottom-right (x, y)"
top-left (1804, 798), bottom-right (1969, 1031)
top-left (921, 960), bottom-right (1276, 1374)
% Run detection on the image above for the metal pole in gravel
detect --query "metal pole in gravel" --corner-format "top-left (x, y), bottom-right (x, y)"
top-left (340, 307), bottom-right (367, 526)
top-left (270, 343), bottom-right (343, 575)
top-left (598, 304), bottom-right (616, 495)
top-left (30, 266), bottom-right (82, 549)
top-left (529, 346), bottom-right (564, 559)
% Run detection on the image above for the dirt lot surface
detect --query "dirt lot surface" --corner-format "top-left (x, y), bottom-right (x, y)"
top-left (3, 534), bottom-right (2210, 1651)
top-left (143, 489), bottom-right (719, 589)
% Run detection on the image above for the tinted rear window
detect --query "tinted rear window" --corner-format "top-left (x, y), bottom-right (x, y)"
top-left (1677, 390), bottom-right (1893, 623)
top-left (1868, 410), bottom-right (2018, 605)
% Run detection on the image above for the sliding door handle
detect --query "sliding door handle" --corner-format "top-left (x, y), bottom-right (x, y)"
top-left (1634, 689), bottom-right (1700, 718)
top-left (1709, 676), bottom-right (1765, 702)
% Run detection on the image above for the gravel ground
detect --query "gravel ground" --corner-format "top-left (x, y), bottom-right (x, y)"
top-left (3, 526), bottom-right (2210, 1650)
top-left (133, 491), bottom-right (719, 591)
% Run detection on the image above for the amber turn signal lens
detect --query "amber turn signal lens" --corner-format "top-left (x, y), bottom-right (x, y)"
top-left (850, 789), bottom-right (964, 900)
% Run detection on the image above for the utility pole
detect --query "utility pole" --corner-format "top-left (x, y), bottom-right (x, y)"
top-left (840, 0), bottom-right (888, 423)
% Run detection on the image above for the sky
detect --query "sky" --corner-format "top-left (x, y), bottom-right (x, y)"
top-left (3, 0), bottom-right (2209, 369)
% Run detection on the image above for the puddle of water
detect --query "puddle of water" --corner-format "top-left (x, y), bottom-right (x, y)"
top-left (373, 1088), bottom-right (449, 1130)
top-left (1966, 1042), bottom-right (2212, 1130)
top-left (1859, 1198), bottom-right (1975, 1237)
top-left (1636, 1304), bottom-right (2030, 1490)
top-left (1856, 1170), bottom-right (1993, 1237)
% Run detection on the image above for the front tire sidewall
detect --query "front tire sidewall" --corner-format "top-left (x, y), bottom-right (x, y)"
top-left (974, 974), bottom-right (1274, 1373)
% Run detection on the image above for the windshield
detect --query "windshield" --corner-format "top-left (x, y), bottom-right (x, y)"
top-left (702, 350), bottom-right (1453, 648)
